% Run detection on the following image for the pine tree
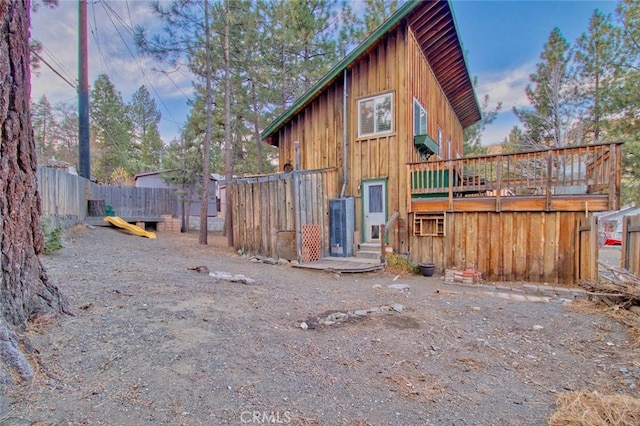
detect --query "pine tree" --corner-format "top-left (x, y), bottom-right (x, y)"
top-left (608, 0), bottom-right (640, 205)
top-left (128, 85), bottom-right (164, 170)
top-left (514, 28), bottom-right (576, 148)
top-left (31, 94), bottom-right (55, 162)
top-left (501, 126), bottom-right (526, 154)
top-left (1, 0), bottom-right (69, 384)
top-left (51, 101), bottom-right (79, 167)
top-left (90, 74), bottom-right (133, 182)
top-left (136, 0), bottom-right (216, 243)
top-left (574, 10), bottom-right (619, 144)
top-left (162, 128), bottom-right (204, 232)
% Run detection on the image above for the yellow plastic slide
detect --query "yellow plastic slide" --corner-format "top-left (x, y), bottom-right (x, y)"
top-left (104, 216), bottom-right (156, 239)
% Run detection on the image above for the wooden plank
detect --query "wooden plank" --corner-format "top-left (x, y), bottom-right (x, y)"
top-left (559, 212), bottom-right (577, 282)
top-left (488, 212), bottom-right (501, 280)
top-left (542, 212), bottom-right (559, 284)
top-left (528, 212), bottom-right (542, 282)
top-left (513, 212), bottom-right (528, 281)
top-left (476, 212), bottom-right (488, 276)
top-left (502, 212), bottom-right (514, 281)
top-left (466, 212), bottom-right (478, 270)
top-left (268, 181), bottom-right (282, 253)
top-left (622, 214), bottom-right (640, 276)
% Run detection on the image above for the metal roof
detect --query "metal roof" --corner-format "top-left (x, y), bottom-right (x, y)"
top-left (262, 0), bottom-right (481, 144)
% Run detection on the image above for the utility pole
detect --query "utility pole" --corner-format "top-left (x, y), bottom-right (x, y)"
top-left (78, 0), bottom-right (90, 179)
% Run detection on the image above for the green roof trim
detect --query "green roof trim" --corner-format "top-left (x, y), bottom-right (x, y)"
top-left (262, 0), bottom-right (422, 142)
top-left (262, 0), bottom-right (481, 142)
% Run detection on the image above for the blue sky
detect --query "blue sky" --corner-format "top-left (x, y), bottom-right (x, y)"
top-left (453, 0), bottom-right (618, 144)
top-left (30, 0), bottom-right (619, 147)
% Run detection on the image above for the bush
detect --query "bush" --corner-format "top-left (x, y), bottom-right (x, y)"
top-left (41, 219), bottom-right (63, 254)
top-left (385, 253), bottom-right (419, 275)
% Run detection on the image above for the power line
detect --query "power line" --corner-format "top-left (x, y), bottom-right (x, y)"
top-left (89, 0), bottom-right (116, 83)
top-left (34, 40), bottom-right (76, 84)
top-left (99, 0), bottom-right (189, 125)
top-left (32, 50), bottom-right (77, 89)
top-left (100, 0), bottom-right (192, 102)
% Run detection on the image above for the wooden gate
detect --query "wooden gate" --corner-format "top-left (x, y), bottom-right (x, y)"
top-left (622, 214), bottom-right (640, 276)
top-left (576, 215), bottom-right (598, 282)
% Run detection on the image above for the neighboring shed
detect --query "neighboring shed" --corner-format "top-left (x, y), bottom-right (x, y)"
top-left (134, 171), bottom-right (218, 217)
top-left (596, 204), bottom-right (640, 245)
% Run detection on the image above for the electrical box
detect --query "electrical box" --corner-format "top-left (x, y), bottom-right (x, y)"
top-left (329, 198), bottom-right (355, 257)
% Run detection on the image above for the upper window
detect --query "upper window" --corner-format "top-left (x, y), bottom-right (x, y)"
top-left (437, 128), bottom-right (443, 157)
top-left (413, 98), bottom-right (427, 136)
top-left (358, 93), bottom-right (393, 137)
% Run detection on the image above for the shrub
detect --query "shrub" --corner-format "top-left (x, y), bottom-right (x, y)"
top-left (385, 253), bottom-right (419, 275)
top-left (41, 219), bottom-right (63, 254)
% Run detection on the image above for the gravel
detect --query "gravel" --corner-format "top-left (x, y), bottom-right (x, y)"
top-left (2, 225), bottom-right (639, 425)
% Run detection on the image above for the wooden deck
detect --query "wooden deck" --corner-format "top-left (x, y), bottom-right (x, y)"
top-left (407, 142), bottom-right (622, 213)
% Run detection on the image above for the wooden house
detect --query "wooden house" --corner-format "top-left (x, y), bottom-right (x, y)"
top-left (252, 0), bottom-right (622, 284)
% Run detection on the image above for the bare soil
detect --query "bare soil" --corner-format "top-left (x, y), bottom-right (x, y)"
top-left (2, 225), bottom-right (639, 425)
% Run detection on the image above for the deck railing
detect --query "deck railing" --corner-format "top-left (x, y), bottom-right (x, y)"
top-left (408, 142), bottom-right (622, 211)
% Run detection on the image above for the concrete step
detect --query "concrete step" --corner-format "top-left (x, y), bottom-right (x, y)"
top-left (356, 250), bottom-right (381, 260)
top-left (357, 243), bottom-right (382, 260)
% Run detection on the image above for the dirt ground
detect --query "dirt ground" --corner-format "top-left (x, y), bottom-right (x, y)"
top-left (1, 225), bottom-right (639, 425)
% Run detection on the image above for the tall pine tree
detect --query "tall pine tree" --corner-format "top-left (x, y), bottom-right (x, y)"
top-left (514, 28), bottom-right (575, 148)
top-left (129, 85), bottom-right (164, 170)
top-left (90, 74), bottom-right (133, 182)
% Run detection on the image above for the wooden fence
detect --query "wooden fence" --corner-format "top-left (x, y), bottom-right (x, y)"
top-left (410, 210), bottom-right (590, 284)
top-left (622, 214), bottom-right (640, 276)
top-left (577, 215), bottom-right (598, 282)
top-left (230, 168), bottom-right (339, 260)
top-left (37, 167), bottom-right (179, 229)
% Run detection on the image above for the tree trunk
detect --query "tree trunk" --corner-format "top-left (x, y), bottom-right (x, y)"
top-left (223, 0), bottom-right (234, 247)
top-left (199, 0), bottom-right (212, 245)
top-left (0, 0), bottom-right (69, 384)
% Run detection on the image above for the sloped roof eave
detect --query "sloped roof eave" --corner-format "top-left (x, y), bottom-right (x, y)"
top-left (262, 0), bottom-right (480, 144)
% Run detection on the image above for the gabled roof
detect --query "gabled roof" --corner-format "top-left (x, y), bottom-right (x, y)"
top-left (262, 0), bottom-right (481, 144)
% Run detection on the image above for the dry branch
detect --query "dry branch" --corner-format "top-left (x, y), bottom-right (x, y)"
top-left (582, 261), bottom-right (640, 306)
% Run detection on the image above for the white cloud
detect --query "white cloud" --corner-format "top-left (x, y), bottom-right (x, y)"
top-left (472, 63), bottom-right (536, 145)
top-left (476, 62), bottom-right (535, 111)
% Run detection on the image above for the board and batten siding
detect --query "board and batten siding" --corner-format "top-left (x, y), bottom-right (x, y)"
top-left (271, 23), bottom-right (468, 251)
top-left (407, 27), bottom-right (464, 163)
top-left (349, 27), bottom-right (407, 245)
top-left (410, 211), bottom-right (584, 284)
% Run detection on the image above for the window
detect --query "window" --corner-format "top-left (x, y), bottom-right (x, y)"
top-left (358, 93), bottom-right (393, 137)
top-left (413, 98), bottom-right (427, 136)
top-left (414, 213), bottom-right (445, 237)
top-left (437, 128), bottom-right (443, 157)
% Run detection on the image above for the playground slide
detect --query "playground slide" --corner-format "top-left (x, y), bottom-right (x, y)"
top-left (104, 216), bottom-right (157, 239)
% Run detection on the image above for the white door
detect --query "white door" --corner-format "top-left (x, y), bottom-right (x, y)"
top-left (363, 180), bottom-right (386, 243)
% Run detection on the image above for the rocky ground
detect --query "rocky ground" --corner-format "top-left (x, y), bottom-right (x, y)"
top-left (1, 225), bottom-right (638, 425)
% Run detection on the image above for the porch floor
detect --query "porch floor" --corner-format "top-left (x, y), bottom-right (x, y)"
top-left (293, 256), bottom-right (383, 273)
